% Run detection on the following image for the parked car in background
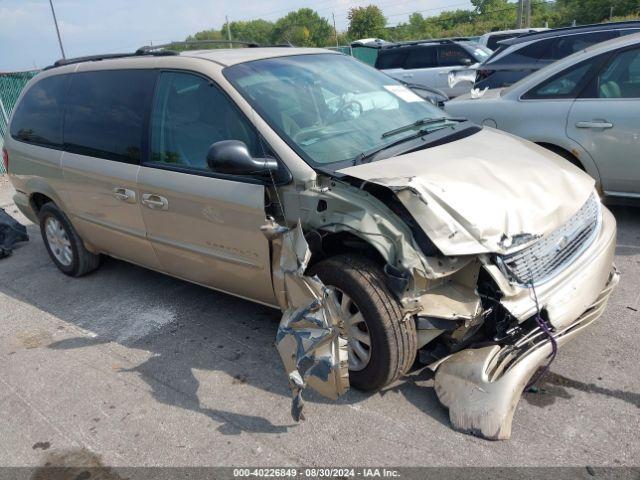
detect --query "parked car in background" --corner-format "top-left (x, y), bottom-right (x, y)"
top-left (375, 40), bottom-right (492, 97)
top-left (475, 21), bottom-right (640, 90)
top-left (478, 28), bottom-right (548, 51)
top-left (446, 32), bottom-right (640, 199)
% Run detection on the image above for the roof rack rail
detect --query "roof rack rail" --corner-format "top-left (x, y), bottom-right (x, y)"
top-left (501, 19), bottom-right (640, 46)
top-left (44, 39), bottom-right (289, 70)
top-left (136, 39), bottom-right (261, 54)
top-left (44, 49), bottom-right (177, 70)
top-left (382, 38), bottom-right (456, 49)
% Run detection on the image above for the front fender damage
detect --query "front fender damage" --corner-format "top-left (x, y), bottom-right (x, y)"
top-left (262, 219), bottom-right (349, 421)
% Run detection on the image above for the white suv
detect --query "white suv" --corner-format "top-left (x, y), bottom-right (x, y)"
top-left (375, 40), bottom-right (492, 97)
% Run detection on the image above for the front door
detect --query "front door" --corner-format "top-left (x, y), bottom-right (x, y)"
top-left (62, 69), bottom-right (160, 269)
top-left (567, 46), bottom-right (640, 196)
top-left (138, 71), bottom-right (275, 305)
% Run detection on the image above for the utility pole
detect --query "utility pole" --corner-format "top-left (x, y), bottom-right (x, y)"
top-left (226, 15), bottom-right (232, 48)
top-left (524, 0), bottom-right (532, 28)
top-left (516, 0), bottom-right (523, 29)
top-left (49, 0), bottom-right (66, 59)
top-left (610, 6), bottom-right (614, 20)
top-left (332, 12), bottom-right (339, 47)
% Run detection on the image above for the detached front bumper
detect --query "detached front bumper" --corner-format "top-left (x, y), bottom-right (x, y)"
top-left (434, 269), bottom-right (619, 440)
top-left (433, 205), bottom-right (619, 440)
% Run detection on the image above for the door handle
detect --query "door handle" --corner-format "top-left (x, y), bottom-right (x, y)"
top-left (402, 73), bottom-right (413, 78)
top-left (113, 187), bottom-right (136, 203)
top-left (575, 121), bottom-right (613, 129)
top-left (142, 193), bottom-right (169, 210)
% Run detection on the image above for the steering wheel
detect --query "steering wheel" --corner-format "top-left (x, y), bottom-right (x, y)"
top-left (329, 100), bottom-right (363, 123)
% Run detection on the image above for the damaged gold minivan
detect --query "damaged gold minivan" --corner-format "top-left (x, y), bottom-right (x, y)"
top-left (5, 47), bottom-right (619, 440)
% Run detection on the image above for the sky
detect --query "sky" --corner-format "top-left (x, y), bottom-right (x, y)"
top-left (0, 0), bottom-right (474, 71)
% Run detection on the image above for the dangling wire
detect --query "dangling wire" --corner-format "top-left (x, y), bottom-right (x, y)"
top-left (524, 279), bottom-right (558, 391)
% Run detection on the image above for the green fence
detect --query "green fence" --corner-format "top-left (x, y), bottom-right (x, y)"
top-left (326, 45), bottom-right (380, 67)
top-left (0, 70), bottom-right (39, 173)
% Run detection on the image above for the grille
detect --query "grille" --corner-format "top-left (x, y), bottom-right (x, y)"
top-left (497, 193), bottom-right (601, 286)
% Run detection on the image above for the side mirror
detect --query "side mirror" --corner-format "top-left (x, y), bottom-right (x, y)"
top-left (206, 140), bottom-right (278, 177)
top-left (461, 57), bottom-right (473, 67)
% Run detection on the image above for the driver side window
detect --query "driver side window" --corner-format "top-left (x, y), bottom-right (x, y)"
top-left (149, 71), bottom-right (259, 172)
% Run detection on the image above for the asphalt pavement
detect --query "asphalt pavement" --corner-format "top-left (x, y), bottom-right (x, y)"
top-left (0, 177), bottom-right (638, 468)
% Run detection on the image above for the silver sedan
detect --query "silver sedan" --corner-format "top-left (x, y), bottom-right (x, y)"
top-left (445, 32), bottom-right (640, 199)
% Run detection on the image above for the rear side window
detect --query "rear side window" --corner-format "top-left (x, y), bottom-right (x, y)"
top-left (545, 31), bottom-right (618, 60)
top-left (64, 70), bottom-right (155, 163)
top-left (620, 28), bottom-right (640, 37)
top-left (510, 38), bottom-right (556, 62)
top-left (403, 47), bottom-right (437, 69)
top-left (487, 34), bottom-right (513, 51)
top-left (375, 50), bottom-right (408, 69)
top-left (10, 75), bottom-right (67, 148)
top-left (523, 56), bottom-right (600, 99)
top-left (437, 45), bottom-right (473, 66)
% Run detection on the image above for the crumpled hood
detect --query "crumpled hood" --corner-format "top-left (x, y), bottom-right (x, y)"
top-left (338, 127), bottom-right (595, 256)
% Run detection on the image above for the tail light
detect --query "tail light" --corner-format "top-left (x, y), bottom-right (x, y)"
top-left (2, 147), bottom-right (7, 173)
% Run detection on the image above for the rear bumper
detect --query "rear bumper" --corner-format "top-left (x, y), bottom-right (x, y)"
top-left (434, 267), bottom-right (620, 440)
top-left (13, 191), bottom-right (38, 224)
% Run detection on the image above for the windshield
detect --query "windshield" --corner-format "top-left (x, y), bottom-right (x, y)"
top-left (224, 53), bottom-right (449, 166)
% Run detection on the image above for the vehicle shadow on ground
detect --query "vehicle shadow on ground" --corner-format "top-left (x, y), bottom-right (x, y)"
top-left (1, 225), bottom-right (448, 435)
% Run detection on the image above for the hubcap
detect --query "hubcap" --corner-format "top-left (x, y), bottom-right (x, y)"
top-left (44, 217), bottom-right (73, 266)
top-left (334, 288), bottom-right (372, 371)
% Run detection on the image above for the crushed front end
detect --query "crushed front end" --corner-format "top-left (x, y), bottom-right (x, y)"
top-left (270, 130), bottom-right (619, 439)
top-left (430, 193), bottom-right (619, 439)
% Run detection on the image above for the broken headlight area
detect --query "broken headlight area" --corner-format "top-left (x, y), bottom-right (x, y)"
top-left (262, 220), bottom-right (349, 421)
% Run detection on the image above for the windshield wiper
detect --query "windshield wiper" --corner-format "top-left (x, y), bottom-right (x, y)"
top-left (354, 128), bottom-right (432, 165)
top-left (381, 117), bottom-right (465, 139)
top-left (354, 118), bottom-right (467, 165)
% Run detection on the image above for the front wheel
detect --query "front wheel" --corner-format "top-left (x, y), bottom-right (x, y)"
top-left (308, 255), bottom-right (417, 391)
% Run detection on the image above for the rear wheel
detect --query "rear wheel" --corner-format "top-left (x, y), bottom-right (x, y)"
top-left (309, 255), bottom-right (417, 391)
top-left (38, 202), bottom-right (100, 277)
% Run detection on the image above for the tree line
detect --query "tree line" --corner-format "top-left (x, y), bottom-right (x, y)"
top-left (180, 0), bottom-right (640, 48)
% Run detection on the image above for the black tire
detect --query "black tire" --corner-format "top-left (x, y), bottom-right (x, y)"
top-left (38, 202), bottom-right (100, 277)
top-left (308, 255), bottom-right (417, 391)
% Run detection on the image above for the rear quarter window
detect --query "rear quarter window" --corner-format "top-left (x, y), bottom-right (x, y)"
top-left (10, 74), bottom-right (68, 148)
top-left (64, 70), bottom-right (155, 163)
top-left (545, 31), bottom-right (619, 60)
top-left (487, 34), bottom-right (513, 51)
top-left (403, 47), bottom-right (437, 69)
top-left (500, 38), bottom-right (556, 64)
top-left (375, 49), bottom-right (408, 69)
top-left (437, 45), bottom-right (473, 66)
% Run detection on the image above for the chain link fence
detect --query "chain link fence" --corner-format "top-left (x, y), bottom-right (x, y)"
top-left (0, 70), bottom-right (39, 173)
